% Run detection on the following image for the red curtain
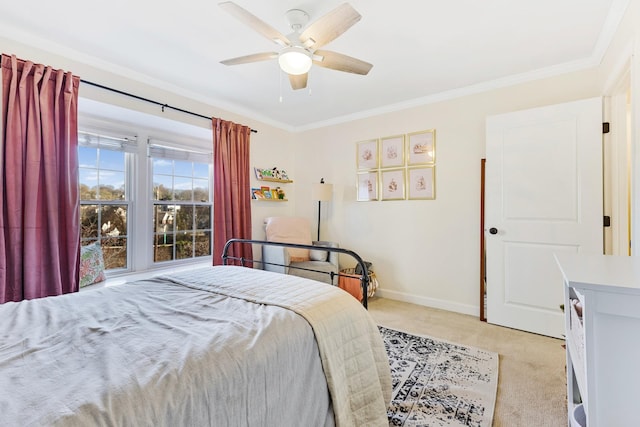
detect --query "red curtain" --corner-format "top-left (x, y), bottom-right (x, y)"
top-left (0, 54), bottom-right (80, 303)
top-left (212, 118), bottom-right (253, 266)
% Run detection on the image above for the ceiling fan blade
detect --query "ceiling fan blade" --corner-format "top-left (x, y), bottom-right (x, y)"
top-left (220, 52), bottom-right (278, 66)
top-left (289, 73), bottom-right (308, 90)
top-left (219, 2), bottom-right (291, 47)
top-left (313, 50), bottom-right (372, 75)
top-left (299, 3), bottom-right (361, 50)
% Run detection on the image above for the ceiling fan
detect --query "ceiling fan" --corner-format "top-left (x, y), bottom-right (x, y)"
top-left (218, 2), bottom-right (373, 90)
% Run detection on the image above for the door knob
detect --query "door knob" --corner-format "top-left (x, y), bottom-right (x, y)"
top-left (489, 227), bottom-right (498, 235)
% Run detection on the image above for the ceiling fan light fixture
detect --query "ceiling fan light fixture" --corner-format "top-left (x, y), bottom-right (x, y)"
top-left (278, 47), bottom-right (312, 75)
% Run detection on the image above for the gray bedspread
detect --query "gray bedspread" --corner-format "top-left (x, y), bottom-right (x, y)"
top-left (0, 268), bottom-right (337, 426)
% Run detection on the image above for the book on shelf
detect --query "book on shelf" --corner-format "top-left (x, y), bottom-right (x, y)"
top-left (252, 188), bottom-right (265, 199)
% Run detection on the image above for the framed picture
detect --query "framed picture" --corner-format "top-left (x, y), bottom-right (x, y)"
top-left (357, 139), bottom-right (378, 170)
top-left (380, 135), bottom-right (404, 168)
top-left (381, 168), bottom-right (405, 201)
top-left (407, 129), bottom-right (435, 165)
top-left (407, 166), bottom-right (435, 200)
top-left (357, 171), bottom-right (378, 201)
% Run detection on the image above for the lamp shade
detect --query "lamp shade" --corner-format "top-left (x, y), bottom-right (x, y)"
top-left (312, 182), bottom-right (333, 201)
top-left (278, 47), bottom-right (312, 75)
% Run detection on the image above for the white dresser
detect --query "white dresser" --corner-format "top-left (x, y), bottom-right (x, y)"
top-left (555, 253), bottom-right (640, 426)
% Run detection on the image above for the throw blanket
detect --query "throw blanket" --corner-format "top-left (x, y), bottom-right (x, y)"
top-left (163, 266), bottom-right (392, 427)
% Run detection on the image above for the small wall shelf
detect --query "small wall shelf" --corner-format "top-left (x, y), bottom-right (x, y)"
top-left (252, 167), bottom-right (292, 201)
top-left (257, 177), bottom-right (293, 184)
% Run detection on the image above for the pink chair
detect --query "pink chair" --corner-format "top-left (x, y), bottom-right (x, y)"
top-left (262, 216), bottom-right (339, 284)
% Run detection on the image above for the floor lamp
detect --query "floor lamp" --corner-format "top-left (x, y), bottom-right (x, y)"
top-left (311, 178), bottom-right (333, 241)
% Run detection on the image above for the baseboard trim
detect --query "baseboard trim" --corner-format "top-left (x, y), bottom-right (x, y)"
top-left (376, 289), bottom-right (479, 317)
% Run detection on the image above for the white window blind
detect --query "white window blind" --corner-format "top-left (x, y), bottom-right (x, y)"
top-left (79, 131), bottom-right (137, 153)
top-left (147, 139), bottom-right (212, 164)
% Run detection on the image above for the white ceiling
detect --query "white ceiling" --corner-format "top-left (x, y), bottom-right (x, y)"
top-left (0, 0), bottom-right (629, 131)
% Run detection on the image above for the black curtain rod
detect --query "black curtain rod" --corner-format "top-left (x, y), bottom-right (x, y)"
top-left (80, 79), bottom-right (257, 133)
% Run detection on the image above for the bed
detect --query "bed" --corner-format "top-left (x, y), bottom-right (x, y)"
top-left (0, 242), bottom-right (391, 426)
top-left (222, 238), bottom-right (374, 308)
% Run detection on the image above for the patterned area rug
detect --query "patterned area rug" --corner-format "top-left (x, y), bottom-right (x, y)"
top-left (379, 326), bottom-right (498, 427)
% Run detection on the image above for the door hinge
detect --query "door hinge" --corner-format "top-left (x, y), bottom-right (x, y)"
top-left (604, 216), bottom-right (611, 227)
top-left (603, 122), bottom-right (610, 134)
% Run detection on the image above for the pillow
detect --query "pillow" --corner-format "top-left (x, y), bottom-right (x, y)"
top-left (79, 242), bottom-right (106, 288)
top-left (309, 248), bottom-right (328, 262)
top-left (265, 217), bottom-right (312, 262)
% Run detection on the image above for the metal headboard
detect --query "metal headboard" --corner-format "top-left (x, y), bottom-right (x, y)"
top-left (221, 238), bottom-right (371, 309)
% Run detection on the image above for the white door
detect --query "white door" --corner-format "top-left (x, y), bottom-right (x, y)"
top-left (485, 97), bottom-right (603, 338)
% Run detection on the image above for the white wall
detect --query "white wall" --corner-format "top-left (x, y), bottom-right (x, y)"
top-left (292, 72), bottom-right (603, 315)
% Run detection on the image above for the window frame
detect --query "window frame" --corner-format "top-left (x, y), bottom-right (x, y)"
top-left (78, 130), bottom-right (136, 273)
top-left (148, 139), bottom-right (214, 266)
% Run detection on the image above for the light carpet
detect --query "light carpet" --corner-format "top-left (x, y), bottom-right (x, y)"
top-left (379, 326), bottom-right (499, 427)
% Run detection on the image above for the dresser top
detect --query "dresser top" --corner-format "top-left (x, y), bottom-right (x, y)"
top-left (555, 253), bottom-right (640, 294)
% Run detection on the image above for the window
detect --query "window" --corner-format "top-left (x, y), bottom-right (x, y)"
top-left (78, 131), bottom-right (136, 271)
top-left (78, 104), bottom-right (215, 275)
top-left (149, 142), bottom-right (212, 263)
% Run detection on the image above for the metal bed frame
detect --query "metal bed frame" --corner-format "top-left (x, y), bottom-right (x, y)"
top-left (221, 238), bottom-right (371, 308)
